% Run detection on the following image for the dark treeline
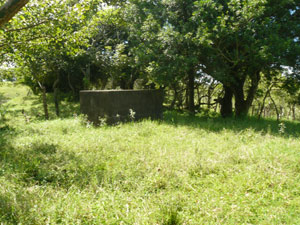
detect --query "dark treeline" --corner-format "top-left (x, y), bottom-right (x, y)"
top-left (0, 0), bottom-right (299, 119)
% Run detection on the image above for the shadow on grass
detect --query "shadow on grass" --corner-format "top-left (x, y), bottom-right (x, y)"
top-left (1, 140), bottom-right (105, 188)
top-left (0, 127), bottom-right (105, 224)
top-left (28, 96), bottom-right (80, 119)
top-left (0, 92), bottom-right (8, 105)
top-left (0, 128), bottom-right (105, 184)
top-left (1, 94), bottom-right (80, 121)
top-left (0, 188), bottom-right (39, 224)
top-left (163, 111), bottom-right (300, 138)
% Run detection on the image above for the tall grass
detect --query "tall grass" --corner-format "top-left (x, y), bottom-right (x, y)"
top-left (1, 83), bottom-right (300, 224)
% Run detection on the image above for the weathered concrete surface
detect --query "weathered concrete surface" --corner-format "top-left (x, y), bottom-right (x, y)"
top-left (80, 90), bottom-right (164, 124)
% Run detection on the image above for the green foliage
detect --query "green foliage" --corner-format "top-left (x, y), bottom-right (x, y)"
top-left (1, 0), bottom-right (299, 117)
top-left (125, 0), bottom-right (200, 86)
top-left (1, 0), bottom-right (105, 96)
top-left (191, 0), bottom-right (300, 115)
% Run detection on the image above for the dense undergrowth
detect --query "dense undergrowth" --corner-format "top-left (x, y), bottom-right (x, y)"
top-left (1, 83), bottom-right (300, 224)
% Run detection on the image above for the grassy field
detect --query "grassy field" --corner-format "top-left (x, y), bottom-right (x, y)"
top-left (1, 83), bottom-right (300, 224)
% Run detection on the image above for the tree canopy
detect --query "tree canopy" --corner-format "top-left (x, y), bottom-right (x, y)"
top-left (1, 0), bottom-right (299, 118)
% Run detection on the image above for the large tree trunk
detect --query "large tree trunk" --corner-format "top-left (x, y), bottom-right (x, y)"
top-left (233, 82), bottom-right (248, 117)
top-left (220, 86), bottom-right (233, 117)
top-left (233, 72), bottom-right (260, 117)
top-left (0, 0), bottom-right (29, 27)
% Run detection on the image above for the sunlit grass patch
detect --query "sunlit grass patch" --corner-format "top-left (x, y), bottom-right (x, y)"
top-left (1, 84), bottom-right (300, 224)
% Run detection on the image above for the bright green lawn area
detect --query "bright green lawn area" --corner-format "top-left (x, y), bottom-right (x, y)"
top-left (1, 83), bottom-right (300, 224)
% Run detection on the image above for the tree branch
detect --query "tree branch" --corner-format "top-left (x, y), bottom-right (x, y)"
top-left (4, 20), bottom-right (51, 33)
top-left (0, 34), bottom-right (52, 48)
top-left (0, 0), bottom-right (29, 27)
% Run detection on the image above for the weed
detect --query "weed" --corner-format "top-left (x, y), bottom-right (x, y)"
top-left (162, 209), bottom-right (182, 225)
top-left (98, 115), bottom-right (108, 126)
top-left (129, 108), bottom-right (136, 121)
top-left (278, 122), bottom-right (286, 134)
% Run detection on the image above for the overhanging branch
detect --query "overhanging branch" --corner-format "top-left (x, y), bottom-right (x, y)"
top-left (0, 0), bottom-right (29, 27)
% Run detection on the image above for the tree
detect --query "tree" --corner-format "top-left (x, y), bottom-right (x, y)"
top-left (193, 0), bottom-right (300, 117)
top-left (125, 0), bottom-right (201, 112)
top-left (1, 0), bottom-right (299, 120)
top-left (0, 0), bottom-right (29, 27)
top-left (5, 0), bottom-right (102, 118)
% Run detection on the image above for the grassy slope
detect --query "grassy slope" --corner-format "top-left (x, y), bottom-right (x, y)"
top-left (1, 83), bottom-right (300, 224)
